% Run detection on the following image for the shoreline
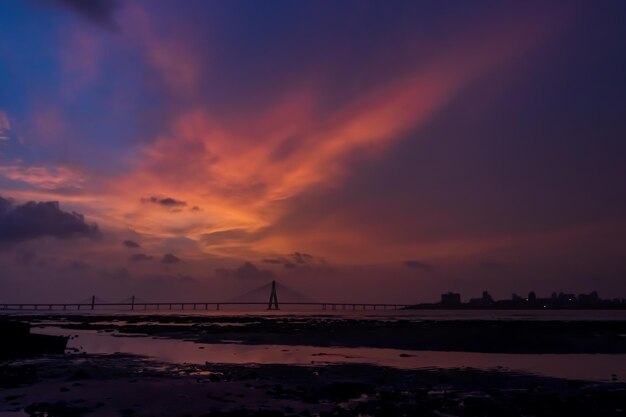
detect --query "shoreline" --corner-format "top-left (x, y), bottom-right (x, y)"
top-left (8, 313), bottom-right (626, 354)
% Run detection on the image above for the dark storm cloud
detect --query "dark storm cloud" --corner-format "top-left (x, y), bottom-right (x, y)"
top-left (262, 252), bottom-right (315, 269)
top-left (0, 196), bottom-right (100, 246)
top-left (142, 196), bottom-right (187, 208)
top-left (129, 253), bottom-right (154, 262)
top-left (161, 253), bottom-right (182, 264)
top-left (403, 260), bottom-right (433, 270)
top-left (292, 252), bottom-right (313, 264)
top-left (123, 240), bottom-right (140, 248)
top-left (56, 0), bottom-right (120, 30)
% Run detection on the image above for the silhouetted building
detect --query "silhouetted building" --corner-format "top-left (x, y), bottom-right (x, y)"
top-left (409, 289), bottom-right (626, 310)
top-left (441, 292), bottom-right (461, 305)
top-left (578, 291), bottom-right (600, 305)
top-left (469, 291), bottom-right (494, 306)
top-left (558, 292), bottom-right (577, 303)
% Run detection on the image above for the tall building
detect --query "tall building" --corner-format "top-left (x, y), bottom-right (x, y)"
top-left (440, 292), bottom-right (461, 305)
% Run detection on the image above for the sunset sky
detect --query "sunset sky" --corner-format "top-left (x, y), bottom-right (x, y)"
top-left (1, 0), bottom-right (625, 303)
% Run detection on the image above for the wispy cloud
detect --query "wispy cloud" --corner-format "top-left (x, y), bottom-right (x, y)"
top-left (0, 164), bottom-right (86, 191)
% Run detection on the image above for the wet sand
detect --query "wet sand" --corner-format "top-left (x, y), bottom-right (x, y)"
top-left (2, 313), bottom-right (626, 416)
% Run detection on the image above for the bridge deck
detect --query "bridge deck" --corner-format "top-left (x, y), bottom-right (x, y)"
top-left (0, 302), bottom-right (409, 311)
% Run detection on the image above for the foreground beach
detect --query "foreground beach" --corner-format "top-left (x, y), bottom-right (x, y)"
top-left (1, 313), bottom-right (626, 416)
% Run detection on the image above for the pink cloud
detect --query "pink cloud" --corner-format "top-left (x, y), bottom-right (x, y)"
top-left (0, 163), bottom-right (87, 191)
top-left (97, 6), bottom-right (563, 262)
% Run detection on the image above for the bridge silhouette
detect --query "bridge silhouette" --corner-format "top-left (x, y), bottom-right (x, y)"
top-left (0, 281), bottom-right (410, 312)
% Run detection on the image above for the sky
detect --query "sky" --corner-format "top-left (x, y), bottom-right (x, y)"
top-left (0, 0), bottom-right (625, 303)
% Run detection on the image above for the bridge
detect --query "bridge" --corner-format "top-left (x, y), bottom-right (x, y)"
top-left (0, 281), bottom-right (411, 312)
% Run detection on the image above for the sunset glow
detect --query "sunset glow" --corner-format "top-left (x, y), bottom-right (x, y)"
top-left (1, 1), bottom-right (625, 303)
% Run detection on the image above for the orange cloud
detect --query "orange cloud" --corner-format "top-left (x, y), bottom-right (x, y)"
top-left (3, 4), bottom-right (565, 267)
top-left (0, 163), bottom-right (86, 191)
top-left (92, 7), bottom-right (563, 265)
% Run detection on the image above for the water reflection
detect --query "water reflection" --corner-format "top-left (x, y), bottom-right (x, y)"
top-left (35, 327), bottom-right (626, 383)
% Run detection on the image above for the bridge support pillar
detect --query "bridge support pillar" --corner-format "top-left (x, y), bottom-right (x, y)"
top-left (267, 280), bottom-right (279, 310)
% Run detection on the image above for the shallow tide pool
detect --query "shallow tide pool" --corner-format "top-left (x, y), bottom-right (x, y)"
top-left (34, 326), bottom-right (626, 383)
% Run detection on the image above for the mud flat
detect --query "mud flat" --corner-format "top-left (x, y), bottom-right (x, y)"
top-left (2, 313), bottom-right (626, 416)
top-left (16, 313), bottom-right (626, 353)
top-left (2, 353), bottom-right (626, 417)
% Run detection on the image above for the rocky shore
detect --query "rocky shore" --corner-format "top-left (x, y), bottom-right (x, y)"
top-left (2, 353), bottom-right (625, 417)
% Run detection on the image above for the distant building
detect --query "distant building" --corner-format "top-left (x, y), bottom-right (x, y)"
top-left (578, 291), bottom-right (600, 304)
top-left (558, 292), bottom-right (577, 303)
top-left (528, 291), bottom-right (537, 303)
top-left (440, 292), bottom-right (461, 305)
top-left (469, 291), bottom-right (494, 306)
top-left (512, 293), bottom-right (523, 301)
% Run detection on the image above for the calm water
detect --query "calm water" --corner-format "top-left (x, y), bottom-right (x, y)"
top-left (32, 313), bottom-right (626, 383)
